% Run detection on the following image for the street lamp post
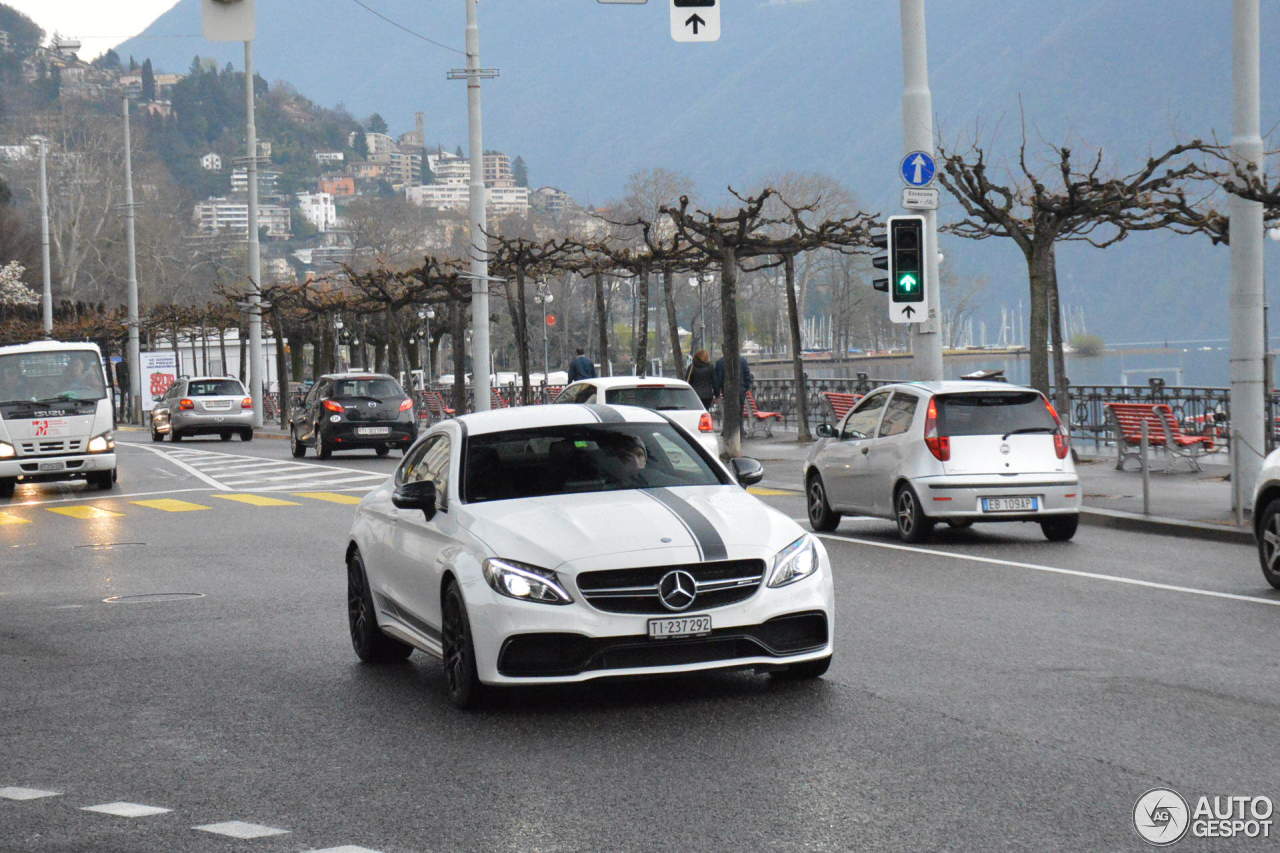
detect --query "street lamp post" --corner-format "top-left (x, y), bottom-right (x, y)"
top-left (334, 317), bottom-right (346, 372)
top-left (121, 98), bottom-right (142, 423)
top-left (33, 136), bottom-right (52, 336)
top-left (535, 284), bottom-right (554, 380)
top-left (417, 308), bottom-right (435, 388)
top-left (689, 274), bottom-right (713, 355)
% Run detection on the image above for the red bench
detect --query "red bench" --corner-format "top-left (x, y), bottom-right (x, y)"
top-left (422, 390), bottom-right (455, 419)
top-left (491, 389), bottom-right (511, 409)
top-left (1105, 401), bottom-right (1214, 472)
top-left (822, 391), bottom-right (862, 422)
top-left (742, 390), bottom-right (784, 438)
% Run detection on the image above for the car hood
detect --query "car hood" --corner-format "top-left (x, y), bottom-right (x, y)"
top-left (461, 485), bottom-right (801, 571)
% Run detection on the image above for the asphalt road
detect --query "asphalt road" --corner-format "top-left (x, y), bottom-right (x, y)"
top-left (2, 430), bottom-right (1277, 852)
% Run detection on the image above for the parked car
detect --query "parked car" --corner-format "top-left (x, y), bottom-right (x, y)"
top-left (1250, 449), bottom-right (1280, 589)
top-left (151, 376), bottom-right (254, 442)
top-left (803, 381), bottom-right (1080, 542)
top-left (290, 372), bottom-right (417, 458)
top-left (555, 376), bottom-right (720, 459)
top-left (345, 403), bottom-right (833, 708)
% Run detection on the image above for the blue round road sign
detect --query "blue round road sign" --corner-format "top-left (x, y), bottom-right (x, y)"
top-left (900, 151), bottom-right (936, 187)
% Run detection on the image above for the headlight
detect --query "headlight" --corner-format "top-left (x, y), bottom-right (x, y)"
top-left (0, 441), bottom-right (14, 459)
top-left (482, 558), bottom-right (573, 605)
top-left (86, 432), bottom-right (115, 453)
top-left (768, 535), bottom-right (819, 588)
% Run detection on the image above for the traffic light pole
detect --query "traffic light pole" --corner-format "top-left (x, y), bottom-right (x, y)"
top-left (244, 39), bottom-right (264, 427)
top-left (122, 98), bottom-right (142, 424)
top-left (899, 0), bottom-right (943, 382)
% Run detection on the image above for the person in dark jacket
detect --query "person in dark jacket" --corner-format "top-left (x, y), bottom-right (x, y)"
top-left (713, 354), bottom-right (753, 407)
top-left (567, 348), bottom-right (596, 383)
top-left (685, 349), bottom-right (716, 410)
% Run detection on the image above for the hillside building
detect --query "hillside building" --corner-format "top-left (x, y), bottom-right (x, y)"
top-left (296, 192), bottom-right (337, 233)
top-left (194, 197), bottom-right (291, 239)
top-left (230, 168), bottom-right (281, 199)
top-left (200, 153), bottom-right (223, 171)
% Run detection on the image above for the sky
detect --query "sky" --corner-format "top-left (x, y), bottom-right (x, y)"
top-left (7, 0), bottom-right (180, 59)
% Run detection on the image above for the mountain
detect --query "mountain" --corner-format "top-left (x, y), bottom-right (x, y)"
top-left (118, 0), bottom-right (1280, 346)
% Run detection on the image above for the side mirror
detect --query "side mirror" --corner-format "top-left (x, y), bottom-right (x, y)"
top-left (392, 479), bottom-right (438, 520)
top-left (815, 423), bottom-right (837, 438)
top-left (730, 457), bottom-right (765, 487)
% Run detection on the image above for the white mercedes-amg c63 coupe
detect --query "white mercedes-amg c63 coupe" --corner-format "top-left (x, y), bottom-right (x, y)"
top-left (345, 403), bottom-right (835, 708)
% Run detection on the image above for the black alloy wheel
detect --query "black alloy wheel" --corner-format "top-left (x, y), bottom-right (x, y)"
top-left (894, 484), bottom-right (933, 543)
top-left (441, 581), bottom-right (485, 709)
top-left (290, 427), bottom-right (306, 458)
top-left (806, 473), bottom-right (841, 532)
top-left (1040, 514), bottom-right (1079, 542)
top-left (347, 551), bottom-right (412, 663)
top-left (1258, 499), bottom-right (1280, 589)
top-left (771, 654), bottom-right (832, 681)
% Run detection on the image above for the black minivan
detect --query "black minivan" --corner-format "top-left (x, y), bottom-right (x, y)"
top-left (290, 373), bottom-right (417, 458)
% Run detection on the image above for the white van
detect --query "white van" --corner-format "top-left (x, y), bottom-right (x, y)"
top-left (0, 340), bottom-right (118, 498)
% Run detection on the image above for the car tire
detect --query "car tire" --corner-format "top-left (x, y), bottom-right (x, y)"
top-left (347, 550), bottom-right (413, 664)
top-left (170, 430), bottom-right (182, 442)
top-left (946, 519), bottom-right (974, 530)
top-left (290, 428), bottom-right (306, 458)
top-left (806, 473), bottom-right (841, 532)
top-left (771, 654), bottom-right (831, 681)
top-left (0, 478), bottom-right (14, 499)
top-left (1040, 514), bottom-right (1079, 542)
top-left (375, 446), bottom-right (390, 458)
top-left (240, 429), bottom-right (253, 442)
top-left (441, 580), bottom-right (485, 710)
top-left (1257, 498), bottom-right (1280, 589)
top-left (318, 438), bottom-right (332, 459)
top-left (150, 426), bottom-right (163, 443)
top-left (220, 431), bottom-right (232, 441)
top-left (894, 484), bottom-right (933, 543)
top-left (88, 469), bottom-right (116, 490)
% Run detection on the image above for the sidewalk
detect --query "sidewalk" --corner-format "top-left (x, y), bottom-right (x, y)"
top-left (741, 430), bottom-right (1254, 545)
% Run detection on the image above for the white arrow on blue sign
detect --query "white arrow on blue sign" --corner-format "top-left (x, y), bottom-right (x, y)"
top-left (900, 151), bottom-right (936, 187)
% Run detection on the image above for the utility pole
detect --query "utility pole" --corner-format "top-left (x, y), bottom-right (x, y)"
top-left (1230, 0), bottom-right (1265, 507)
top-left (899, 0), bottom-right (943, 381)
top-left (449, 0), bottom-right (498, 411)
top-left (122, 98), bottom-right (142, 423)
top-left (36, 136), bottom-right (52, 336)
top-left (244, 40), bottom-right (264, 427)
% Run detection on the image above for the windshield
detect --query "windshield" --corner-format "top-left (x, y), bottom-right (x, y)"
top-left (464, 423), bottom-right (726, 503)
top-left (0, 350), bottom-right (107, 403)
top-left (939, 392), bottom-right (1055, 436)
top-left (331, 377), bottom-right (403, 399)
top-left (187, 379), bottom-right (245, 397)
top-left (605, 385), bottom-right (704, 411)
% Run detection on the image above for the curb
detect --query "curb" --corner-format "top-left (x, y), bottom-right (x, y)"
top-left (1079, 507), bottom-right (1253, 545)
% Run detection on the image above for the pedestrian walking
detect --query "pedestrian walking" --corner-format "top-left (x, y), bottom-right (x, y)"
top-left (685, 349), bottom-right (716, 411)
top-left (713, 352), bottom-right (753, 409)
top-left (567, 348), bottom-right (596, 383)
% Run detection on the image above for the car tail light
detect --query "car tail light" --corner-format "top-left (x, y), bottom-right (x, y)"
top-left (399, 398), bottom-right (414, 412)
top-left (698, 412), bottom-right (714, 432)
top-left (322, 399), bottom-right (344, 414)
top-left (923, 395), bottom-right (949, 461)
top-left (178, 398), bottom-right (195, 411)
top-left (1044, 398), bottom-right (1070, 459)
top-left (241, 397), bottom-right (253, 409)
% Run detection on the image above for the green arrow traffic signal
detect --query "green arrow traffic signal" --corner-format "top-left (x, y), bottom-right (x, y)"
top-left (897, 273), bottom-right (918, 292)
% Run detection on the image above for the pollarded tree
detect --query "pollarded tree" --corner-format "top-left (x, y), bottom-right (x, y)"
top-left (937, 138), bottom-right (1201, 410)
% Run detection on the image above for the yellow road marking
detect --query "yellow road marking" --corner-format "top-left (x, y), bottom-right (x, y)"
top-left (132, 499), bottom-right (210, 513)
top-left (47, 505), bottom-right (124, 520)
top-left (212, 493), bottom-right (300, 507)
top-left (293, 492), bottom-right (363, 505)
top-left (0, 512), bottom-right (31, 526)
top-left (749, 486), bottom-right (801, 496)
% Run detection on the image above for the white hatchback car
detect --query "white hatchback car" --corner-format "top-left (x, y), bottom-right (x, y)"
top-left (804, 381), bottom-right (1080, 542)
top-left (346, 404), bottom-right (835, 708)
top-left (555, 376), bottom-right (720, 458)
top-left (1250, 449), bottom-right (1280, 589)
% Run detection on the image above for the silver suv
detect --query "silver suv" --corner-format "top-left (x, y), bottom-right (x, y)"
top-left (151, 377), bottom-right (255, 442)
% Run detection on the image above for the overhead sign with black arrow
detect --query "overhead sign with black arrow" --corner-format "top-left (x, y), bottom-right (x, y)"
top-left (671, 0), bottom-right (720, 43)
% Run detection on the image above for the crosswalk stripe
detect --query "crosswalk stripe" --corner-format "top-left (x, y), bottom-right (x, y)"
top-left (293, 492), bottom-right (363, 505)
top-left (132, 498), bottom-right (211, 513)
top-left (212, 493), bottom-right (301, 507)
top-left (0, 512), bottom-right (31, 526)
top-left (47, 505), bottom-right (123, 520)
top-left (220, 469), bottom-right (383, 485)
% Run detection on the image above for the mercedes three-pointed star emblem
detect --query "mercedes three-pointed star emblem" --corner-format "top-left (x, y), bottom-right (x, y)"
top-left (658, 570), bottom-right (697, 611)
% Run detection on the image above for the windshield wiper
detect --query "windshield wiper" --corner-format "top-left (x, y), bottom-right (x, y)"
top-left (1001, 426), bottom-right (1058, 440)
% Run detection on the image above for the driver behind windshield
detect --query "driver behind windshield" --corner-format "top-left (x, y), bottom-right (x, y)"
top-left (62, 358), bottom-right (103, 399)
top-left (0, 363), bottom-right (26, 402)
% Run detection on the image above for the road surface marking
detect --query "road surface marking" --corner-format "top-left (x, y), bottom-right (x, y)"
top-left (748, 486), bottom-right (800, 496)
top-left (212, 493), bottom-right (300, 507)
top-left (813, 532), bottom-right (1280, 609)
top-left (0, 787), bottom-right (60, 800)
top-left (303, 847), bottom-right (385, 853)
top-left (7, 487), bottom-right (215, 508)
top-left (193, 820), bottom-right (289, 839)
top-left (294, 492), bottom-right (363, 504)
top-left (127, 443), bottom-right (230, 490)
top-left (81, 802), bottom-right (171, 817)
top-left (0, 512), bottom-right (31, 526)
top-left (47, 505), bottom-right (123, 520)
top-left (132, 498), bottom-right (211, 513)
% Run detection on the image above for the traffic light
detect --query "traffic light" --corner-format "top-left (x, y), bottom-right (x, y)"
top-left (870, 228), bottom-right (889, 292)
top-left (889, 215), bottom-right (925, 304)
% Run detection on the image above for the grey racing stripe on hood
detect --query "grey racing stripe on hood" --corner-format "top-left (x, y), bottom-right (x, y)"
top-left (644, 487), bottom-right (728, 562)
top-left (582, 403), bottom-right (625, 423)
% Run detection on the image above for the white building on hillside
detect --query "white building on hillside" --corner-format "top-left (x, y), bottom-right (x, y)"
top-left (194, 198), bottom-right (291, 238)
top-left (296, 192), bottom-right (337, 233)
top-left (200, 152), bottom-right (222, 171)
